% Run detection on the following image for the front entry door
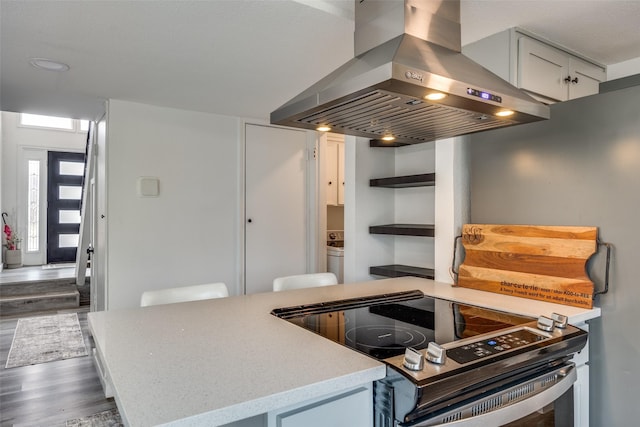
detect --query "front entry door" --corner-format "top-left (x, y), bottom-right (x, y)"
top-left (47, 151), bottom-right (86, 264)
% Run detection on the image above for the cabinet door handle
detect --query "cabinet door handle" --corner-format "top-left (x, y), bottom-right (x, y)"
top-left (571, 77), bottom-right (579, 84)
top-left (328, 181), bottom-right (333, 185)
top-left (564, 76), bottom-right (579, 84)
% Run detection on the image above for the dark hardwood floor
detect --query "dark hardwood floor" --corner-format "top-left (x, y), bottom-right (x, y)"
top-left (0, 307), bottom-right (118, 427)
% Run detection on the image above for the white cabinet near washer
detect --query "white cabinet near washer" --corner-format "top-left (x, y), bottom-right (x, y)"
top-left (325, 134), bottom-right (345, 206)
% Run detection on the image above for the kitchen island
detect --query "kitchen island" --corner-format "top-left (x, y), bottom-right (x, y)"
top-left (88, 277), bottom-right (601, 426)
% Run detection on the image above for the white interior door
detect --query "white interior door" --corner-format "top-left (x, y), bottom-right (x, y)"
top-left (337, 140), bottom-right (345, 206)
top-left (245, 124), bottom-right (308, 294)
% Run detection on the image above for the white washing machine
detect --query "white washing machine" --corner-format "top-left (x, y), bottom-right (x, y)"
top-left (327, 246), bottom-right (344, 283)
top-left (327, 230), bottom-right (344, 283)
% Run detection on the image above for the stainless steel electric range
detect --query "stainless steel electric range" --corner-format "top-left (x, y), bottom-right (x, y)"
top-left (272, 290), bottom-right (587, 427)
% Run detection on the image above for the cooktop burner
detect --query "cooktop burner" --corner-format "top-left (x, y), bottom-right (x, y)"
top-left (345, 325), bottom-right (428, 359)
top-left (272, 290), bottom-right (534, 361)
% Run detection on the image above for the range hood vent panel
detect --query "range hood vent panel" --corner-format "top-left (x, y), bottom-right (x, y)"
top-left (293, 88), bottom-right (517, 144)
top-left (271, 1), bottom-right (549, 144)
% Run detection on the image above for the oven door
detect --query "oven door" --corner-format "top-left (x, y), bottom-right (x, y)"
top-left (404, 362), bottom-right (576, 427)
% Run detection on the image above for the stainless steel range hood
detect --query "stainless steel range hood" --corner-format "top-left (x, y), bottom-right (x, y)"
top-left (271, 0), bottom-right (550, 146)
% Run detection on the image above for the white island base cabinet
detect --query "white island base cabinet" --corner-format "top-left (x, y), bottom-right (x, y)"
top-left (218, 384), bottom-right (373, 427)
top-left (268, 383), bottom-right (373, 427)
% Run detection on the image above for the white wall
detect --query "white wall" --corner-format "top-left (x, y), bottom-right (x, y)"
top-left (607, 57), bottom-right (640, 80)
top-left (105, 100), bottom-right (241, 309)
top-left (344, 136), bottom-right (395, 283)
top-left (0, 111), bottom-right (87, 264)
top-left (433, 137), bottom-right (470, 283)
top-left (467, 84), bottom-right (640, 427)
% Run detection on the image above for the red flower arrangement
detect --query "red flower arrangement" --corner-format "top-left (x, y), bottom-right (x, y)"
top-left (2, 212), bottom-right (20, 250)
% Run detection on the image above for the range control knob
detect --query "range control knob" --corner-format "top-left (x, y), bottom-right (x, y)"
top-left (403, 347), bottom-right (424, 371)
top-left (537, 315), bottom-right (555, 332)
top-left (425, 342), bottom-right (447, 365)
top-left (328, 232), bottom-right (337, 240)
top-left (551, 313), bottom-right (568, 329)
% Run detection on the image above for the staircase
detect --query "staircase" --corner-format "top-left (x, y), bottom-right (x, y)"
top-left (0, 277), bottom-right (88, 316)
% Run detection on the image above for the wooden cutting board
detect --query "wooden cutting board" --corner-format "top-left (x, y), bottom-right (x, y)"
top-left (457, 224), bottom-right (597, 309)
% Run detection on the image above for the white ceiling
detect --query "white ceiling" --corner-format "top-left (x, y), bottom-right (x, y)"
top-left (2, 0), bottom-right (639, 121)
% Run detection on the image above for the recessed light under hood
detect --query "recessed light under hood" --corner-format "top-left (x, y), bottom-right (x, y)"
top-left (271, 0), bottom-right (550, 145)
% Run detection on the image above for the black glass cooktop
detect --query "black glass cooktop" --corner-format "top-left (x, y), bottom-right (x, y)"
top-left (272, 290), bottom-right (534, 361)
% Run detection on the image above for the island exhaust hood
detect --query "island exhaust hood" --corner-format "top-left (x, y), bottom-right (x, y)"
top-left (270, 0), bottom-right (550, 146)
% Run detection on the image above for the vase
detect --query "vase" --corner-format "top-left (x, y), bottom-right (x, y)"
top-left (5, 249), bottom-right (23, 269)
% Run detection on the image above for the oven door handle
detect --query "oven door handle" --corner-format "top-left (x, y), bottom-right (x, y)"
top-left (411, 363), bottom-right (577, 427)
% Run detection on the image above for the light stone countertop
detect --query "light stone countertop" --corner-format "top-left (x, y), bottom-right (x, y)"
top-left (88, 277), bottom-right (601, 426)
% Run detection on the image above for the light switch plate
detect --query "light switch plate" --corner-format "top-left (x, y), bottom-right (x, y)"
top-left (137, 177), bottom-right (159, 197)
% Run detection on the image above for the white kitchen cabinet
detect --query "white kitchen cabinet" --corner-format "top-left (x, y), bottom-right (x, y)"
top-left (91, 348), bottom-right (114, 398)
top-left (518, 36), bottom-right (605, 102)
top-left (338, 140), bottom-right (345, 205)
top-left (326, 134), bottom-right (344, 206)
top-left (463, 28), bottom-right (606, 104)
top-left (268, 383), bottom-right (372, 427)
top-left (570, 321), bottom-right (591, 427)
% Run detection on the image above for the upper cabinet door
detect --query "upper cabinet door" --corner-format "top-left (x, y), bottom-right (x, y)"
top-left (518, 35), bottom-right (605, 103)
top-left (325, 138), bottom-right (339, 206)
top-left (465, 28), bottom-right (606, 105)
top-left (518, 37), bottom-right (569, 102)
top-left (337, 141), bottom-right (345, 206)
top-left (569, 56), bottom-right (606, 100)
top-left (325, 135), bottom-right (345, 206)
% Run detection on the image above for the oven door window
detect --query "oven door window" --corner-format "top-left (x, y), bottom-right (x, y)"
top-left (501, 386), bottom-right (573, 427)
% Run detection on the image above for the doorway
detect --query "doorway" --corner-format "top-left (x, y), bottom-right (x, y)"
top-left (46, 151), bottom-right (86, 264)
top-left (319, 133), bottom-right (345, 279)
